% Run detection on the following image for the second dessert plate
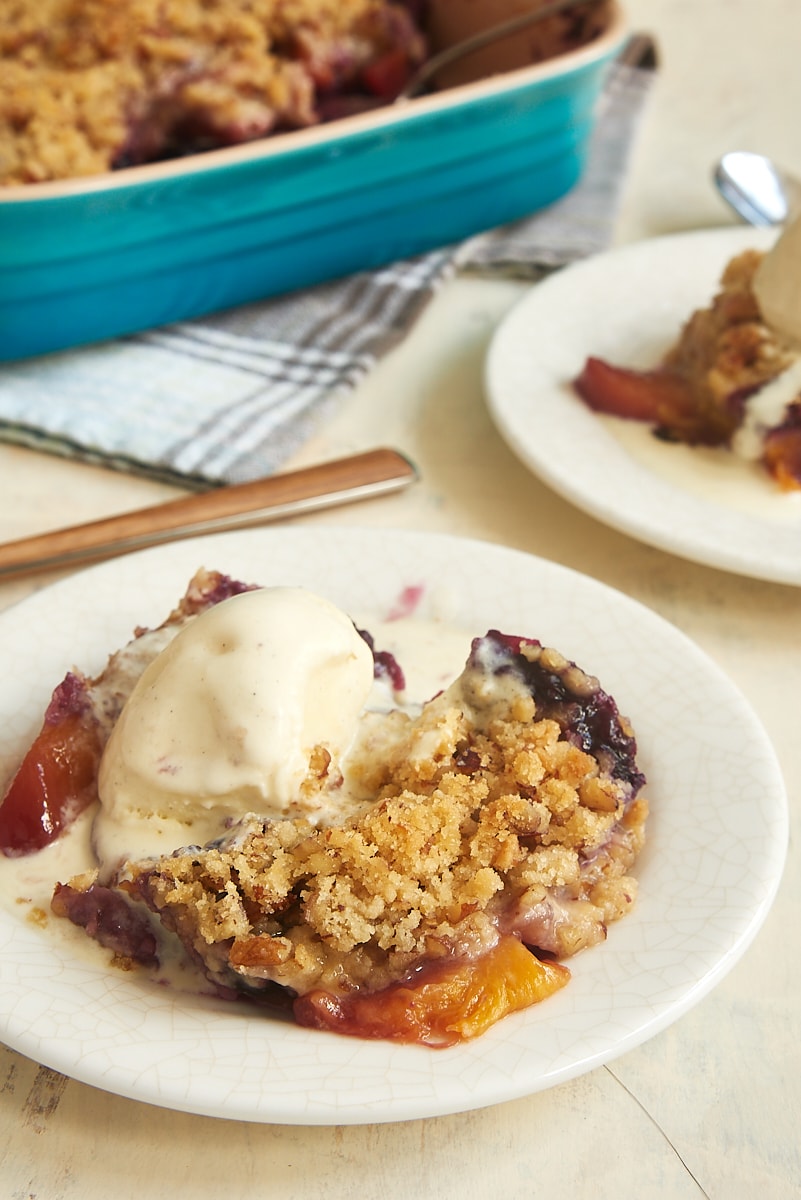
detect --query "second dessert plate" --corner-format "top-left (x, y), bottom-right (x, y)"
top-left (485, 226), bottom-right (801, 585)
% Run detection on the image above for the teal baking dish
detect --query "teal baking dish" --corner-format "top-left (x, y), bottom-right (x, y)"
top-left (0, 6), bottom-right (626, 361)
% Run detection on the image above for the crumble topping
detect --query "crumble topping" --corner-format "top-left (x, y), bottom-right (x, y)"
top-left (662, 250), bottom-right (798, 439)
top-left (0, 0), bottom-right (425, 185)
top-left (110, 630), bottom-right (647, 1007)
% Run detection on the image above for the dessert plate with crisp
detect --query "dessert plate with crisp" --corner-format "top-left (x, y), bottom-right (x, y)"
top-left (485, 226), bottom-right (801, 585)
top-left (0, 527), bottom-right (787, 1123)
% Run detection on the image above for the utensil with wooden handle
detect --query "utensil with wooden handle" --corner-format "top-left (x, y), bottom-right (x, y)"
top-left (0, 448), bottom-right (417, 581)
top-left (398, 0), bottom-right (608, 99)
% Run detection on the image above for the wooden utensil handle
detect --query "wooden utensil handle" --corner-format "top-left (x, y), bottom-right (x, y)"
top-left (0, 448), bottom-right (417, 580)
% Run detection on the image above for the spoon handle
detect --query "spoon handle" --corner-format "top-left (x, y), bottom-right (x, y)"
top-left (0, 448), bottom-right (417, 580)
top-left (399, 0), bottom-right (606, 99)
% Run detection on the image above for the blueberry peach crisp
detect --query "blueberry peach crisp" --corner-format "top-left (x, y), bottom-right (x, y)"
top-left (1, 571), bottom-right (647, 1047)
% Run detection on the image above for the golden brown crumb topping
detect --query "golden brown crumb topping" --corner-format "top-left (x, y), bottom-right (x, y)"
top-left (664, 249), bottom-right (798, 428)
top-left (127, 685), bottom-right (646, 999)
top-left (0, 0), bottom-right (423, 185)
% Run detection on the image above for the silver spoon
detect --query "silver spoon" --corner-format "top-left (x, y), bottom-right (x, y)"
top-left (714, 151), bottom-right (801, 227)
top-left (398, 0), bottom-right (607, 101)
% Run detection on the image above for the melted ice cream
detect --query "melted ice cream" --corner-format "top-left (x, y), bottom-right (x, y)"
top-left (732, 357), bottom-right (801, 461)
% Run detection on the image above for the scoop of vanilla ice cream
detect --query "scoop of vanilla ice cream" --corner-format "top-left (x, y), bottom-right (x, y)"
top-left (93, 587), bottom-right (374, 868)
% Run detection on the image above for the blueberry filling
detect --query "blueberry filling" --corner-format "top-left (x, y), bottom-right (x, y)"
top-left (469, 631), bottom-right (645, 795)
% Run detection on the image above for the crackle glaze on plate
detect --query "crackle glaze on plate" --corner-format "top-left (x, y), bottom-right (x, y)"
top-left (485, 226), bottom-right (801, 585)
top-left (0, 528), bottom-right (787, 1124)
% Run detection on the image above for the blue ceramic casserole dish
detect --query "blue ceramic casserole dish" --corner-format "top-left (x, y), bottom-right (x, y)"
top-left (0, 4), bottom-right (626, 360)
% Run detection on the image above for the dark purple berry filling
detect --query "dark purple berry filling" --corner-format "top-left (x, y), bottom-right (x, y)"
top-left (469, 631), bottom-right (646, 796)
top-left (52, 881), bottom-right (158, 968)
top-left (44, 672), bottom-right (92, 725)
top-left (358, 628), bottom-right (406, 692)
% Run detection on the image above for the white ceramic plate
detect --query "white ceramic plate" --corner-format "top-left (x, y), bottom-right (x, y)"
top-left (0, 527), bottom-right (787, 1124)
top-left (485, 226), bottom-right (801, 585)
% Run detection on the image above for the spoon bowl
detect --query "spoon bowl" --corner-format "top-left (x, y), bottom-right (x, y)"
top-left (714, 151), bottom-right (801, 227)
